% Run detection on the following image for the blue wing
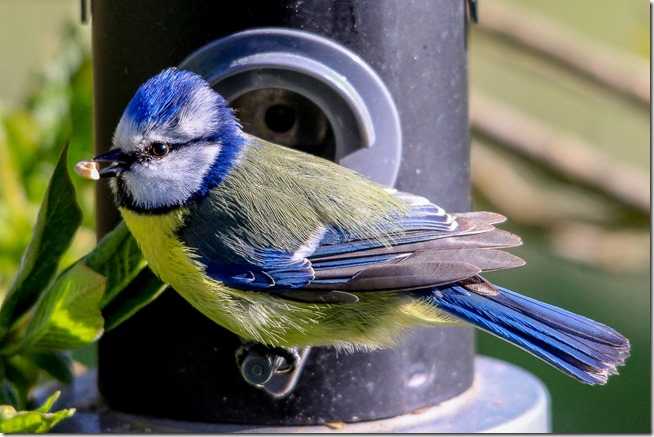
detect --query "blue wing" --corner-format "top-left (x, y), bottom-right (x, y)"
top-left (202, 247), bottom-right (314, 290)
top-left (179, 189), bottom-right (524, 303)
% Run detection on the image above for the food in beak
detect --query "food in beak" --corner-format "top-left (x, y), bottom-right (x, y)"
top-left (74, 160), bottom-right (101, 180)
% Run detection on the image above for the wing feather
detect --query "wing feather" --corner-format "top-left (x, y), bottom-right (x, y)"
top-left (181, 184), bottom-right (524, 303)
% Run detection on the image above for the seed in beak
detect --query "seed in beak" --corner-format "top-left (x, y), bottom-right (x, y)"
top-left (75, 160), bottom-right (101, 180)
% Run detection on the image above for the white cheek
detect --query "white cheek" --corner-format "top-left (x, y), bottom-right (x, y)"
top-left (123, 144), bottom-right (221, 210)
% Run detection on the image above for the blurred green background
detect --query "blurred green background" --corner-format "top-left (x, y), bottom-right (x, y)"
top-left (0, 0), bottom-right (649, 432)
top-left (469, 0), bottom-right (649, 433)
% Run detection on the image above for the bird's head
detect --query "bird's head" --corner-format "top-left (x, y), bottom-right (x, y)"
top-left (93, 68), bottom-right (245, 214)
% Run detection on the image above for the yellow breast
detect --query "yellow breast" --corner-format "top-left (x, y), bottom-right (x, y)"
top-left (119, 208), bottom-right (246, 333)
top-left (118, 208), bottom-right (450, 348)
top-left (120, 208), bottom-right (193, 284)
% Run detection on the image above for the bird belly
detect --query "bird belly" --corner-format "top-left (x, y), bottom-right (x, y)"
top-left (119, 208), bottom-right (459, 348)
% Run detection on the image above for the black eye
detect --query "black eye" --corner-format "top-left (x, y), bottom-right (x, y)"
top-left (149, 142), bottom-right (170, 157)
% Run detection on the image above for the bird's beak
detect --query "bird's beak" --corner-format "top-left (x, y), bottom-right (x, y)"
top-left (92, 149), bottom-right (133, 178)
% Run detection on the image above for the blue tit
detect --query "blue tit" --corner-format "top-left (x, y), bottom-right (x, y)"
top-left (82, 68), bottom-right (629, 385)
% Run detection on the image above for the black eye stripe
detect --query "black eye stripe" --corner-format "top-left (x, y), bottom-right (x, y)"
top-left (138, 139), bottom-right (206, 162)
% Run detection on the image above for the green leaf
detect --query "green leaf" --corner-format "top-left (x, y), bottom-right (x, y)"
top-left (33, 390), bottom-right (60, 414)
top-left (22, 263), bottom-right (105, 352)
top-left (31, 351), bottom-right (73, 384)
top-left (0, 391), bottom-right (75, 433)
top-left (5, 355), bottom-right (39, 409)
top-left (0, 142), bottom-right (82, 336)
top-left (0, 361), bottom-right (18, 408)
top-left (82, 220), bottom-right (166, 330)
top-left (83, 221), bottom-right (147, 307)
top-left (0, 380), bottom-right (18, 408)
top-left (102, 267), bottom-right (167, 331)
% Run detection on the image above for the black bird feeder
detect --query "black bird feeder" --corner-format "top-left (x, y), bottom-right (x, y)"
top-left (53, 0), bottom-right (549, 432)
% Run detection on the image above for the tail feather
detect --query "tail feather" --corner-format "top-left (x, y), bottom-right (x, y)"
top-left (429, 285), bottom-right (630, 385)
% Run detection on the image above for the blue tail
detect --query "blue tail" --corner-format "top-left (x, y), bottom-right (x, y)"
top-left (428, 285), bottom-right (630, 385)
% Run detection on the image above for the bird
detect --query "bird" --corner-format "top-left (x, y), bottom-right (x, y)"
top-left (79, 68), bottom-right (629, 385)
